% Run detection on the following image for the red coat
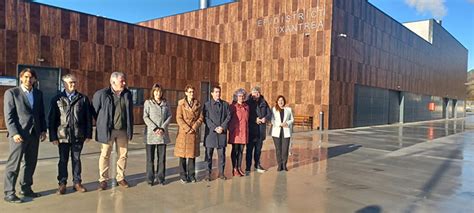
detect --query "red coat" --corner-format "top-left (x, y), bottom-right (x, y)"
top-left (228, 102), bottom-right (249, 144)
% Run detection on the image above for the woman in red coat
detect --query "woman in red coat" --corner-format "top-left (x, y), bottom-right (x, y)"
top-left (228, 88), bottom-right (249, 177)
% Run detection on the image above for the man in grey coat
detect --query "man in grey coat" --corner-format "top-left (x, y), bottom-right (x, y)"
top-left (92, 72), bottom-right (134, 190)
top-left (203, 86), bottom-right (231, 181)
top-left (3, 68), bottom-right (47, 203)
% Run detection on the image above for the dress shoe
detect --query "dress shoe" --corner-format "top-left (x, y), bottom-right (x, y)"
top-left (117, 179), bottom-right (129, 188)
top-left (157, 179), bottom-right (166, 185)
top-left (218, 174), bottom-right (227, 180)
top-left (73, 183), bottom-right (87, 192)
top-left (4, 194), bottom-right (22, 203)
top-left (57, 184), bottom-right (67, 195)
top-left (98, 181), bottom-right (108, 191)
top-left (20, 190), bottom-right (41, 198)
top-left (180, 178), bottom-right (189, 184)
top-left (147, 180), bottom-right (155, 186)
top-left (256, 165), bottom-right (267, 173)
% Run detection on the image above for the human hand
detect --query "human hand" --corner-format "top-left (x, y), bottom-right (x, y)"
top-left (52, 140), bottom-right (59, 145)
top-left (40, 132), bottom-right (47, 142)
top-left (13, 134), bottom-right (23, 143)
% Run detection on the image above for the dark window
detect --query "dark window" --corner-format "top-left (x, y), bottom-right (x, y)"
top-left (129, 87), bottom-right (145, 106)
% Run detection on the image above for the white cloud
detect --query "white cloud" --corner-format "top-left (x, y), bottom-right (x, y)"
top-left (405, 0), bottom-right (447, 19)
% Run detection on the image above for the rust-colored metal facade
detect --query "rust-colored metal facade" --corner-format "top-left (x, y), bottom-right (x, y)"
top-left (139, 0), bottom-right (467, 129)
top-left (0, 0), bottom-right (220, 128)
top-left (0, 0), bottom-right (467, 129)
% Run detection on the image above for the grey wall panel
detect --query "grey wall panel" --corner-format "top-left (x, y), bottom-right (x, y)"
top-left (403, 93), bottom-right (443, 122)
top-left (353, 85), bottom-right (390, 127)
top-left (388, 91), bottom-right (401, 124)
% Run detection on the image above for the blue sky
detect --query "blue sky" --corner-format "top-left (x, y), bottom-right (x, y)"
top-left (35, 0), bottom-right (474, 71)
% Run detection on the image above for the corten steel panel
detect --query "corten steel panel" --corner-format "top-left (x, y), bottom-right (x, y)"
top-left (0, 0), bottom-right (219, 129)
top-left (139, 0), bottom-right (334, 129)
top-left (328, 0), bottom-right (467, 129)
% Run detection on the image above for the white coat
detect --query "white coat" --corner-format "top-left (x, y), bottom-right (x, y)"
top-left (271, 107), bottom-right (294, 138)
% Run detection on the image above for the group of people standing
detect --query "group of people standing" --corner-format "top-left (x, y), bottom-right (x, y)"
top-left (3, 69), bottom-right (294, 204)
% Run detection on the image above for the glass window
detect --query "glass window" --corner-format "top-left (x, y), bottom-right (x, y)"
top-left (129, 87), bottom-right (145, 106)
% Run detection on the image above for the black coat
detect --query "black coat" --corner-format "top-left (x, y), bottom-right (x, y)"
top-left (203, 99), bottom-right (231, 148)
top-left (247, 95), bottom-right (272, 141)
top-left (48, 91), bottom-right (93, 143)
top-left (92, 87), bottom-right (134, 143)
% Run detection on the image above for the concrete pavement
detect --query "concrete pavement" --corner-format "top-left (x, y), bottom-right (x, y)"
top-left (0, 117), bottom-right (473, 212)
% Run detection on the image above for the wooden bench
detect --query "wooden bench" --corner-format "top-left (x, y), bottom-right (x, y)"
top-left (293, 115), bottom-right (313, 130)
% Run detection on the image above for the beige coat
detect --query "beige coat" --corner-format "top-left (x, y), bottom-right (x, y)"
top-left (174, 98), bottom-right (204, 158)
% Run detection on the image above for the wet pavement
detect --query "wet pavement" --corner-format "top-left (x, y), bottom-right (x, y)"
top-left (0, 116), bottom-right (473, 212)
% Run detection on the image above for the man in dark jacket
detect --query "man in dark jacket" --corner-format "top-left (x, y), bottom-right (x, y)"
top-left (203, 86), bottom-right (231, 181)
top-left (93, 72), bottom-right (134, 190)
top-left (246, 86), bottom-right (272, 175)
top-left (3, 68), bottom-right (47, 203)
top-left (48, 74), bottom-right (93, 195)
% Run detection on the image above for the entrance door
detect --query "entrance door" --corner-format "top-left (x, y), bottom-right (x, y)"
top-left (17, 65), bottom-right (61, 120)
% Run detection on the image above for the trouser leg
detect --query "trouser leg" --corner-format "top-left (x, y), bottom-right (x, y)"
top-left (145, 144), bottom-right (156, 182)
top-left (71, 141), bottom-right (84, 184)
top-left (57, 143), bottom-right (71, 185)
top-left (188, 158), bottom-right (196, 178)
top-left (217, 148), bottom-right (226, 175)
top-left (245, 141), bottom-right (256, 171)
top-left (273, 137), bottom-right (283, 168)
top-left (205, 148), bottom-right (214, 174)
top-left (115, 130), bottom-right (129, 182)
top-left (3, 138), bottom-right (24, 196)
top-left (254, 139), bottom-right (263, 167)
top-left (281, 137), bottom-right (290, 168)
top-left (156, 144), bottom-right (166, 181)
top-left (20, 136), bottom-right (40, 191)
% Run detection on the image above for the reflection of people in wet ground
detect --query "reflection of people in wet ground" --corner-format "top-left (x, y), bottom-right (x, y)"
top-left (271, 95), bottom-right (294, 171)
top-left (228, 88), bottom-right (249, 177)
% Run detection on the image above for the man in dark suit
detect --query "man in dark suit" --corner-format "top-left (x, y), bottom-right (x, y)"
top-left (203, 85), bottom-right (231, 181)
top-left (3, 68), bottom-right (47, 203)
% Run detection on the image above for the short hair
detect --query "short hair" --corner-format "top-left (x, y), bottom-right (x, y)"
top-left (211, 85), bottom-right (221, 93)
top-left (184, 84), bottom-right (195, 92)
top-left (61, 73), bottom-right (77, 82)
top-left (232, 88), bottom-right (247, 102)
top-left (275, 95), bottom-right (287, 112)
top-left (19, 68), bottom-right (37, 79)
top-left (149, 83), bottom-right (163, 100)
top-left (251, 86), bottom-right (261, 93)
top-left (110, 71), bottom-right (126, 84)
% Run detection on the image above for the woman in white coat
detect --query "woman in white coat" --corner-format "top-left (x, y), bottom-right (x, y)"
top-left (271, 95), bottom-right (294, 171)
